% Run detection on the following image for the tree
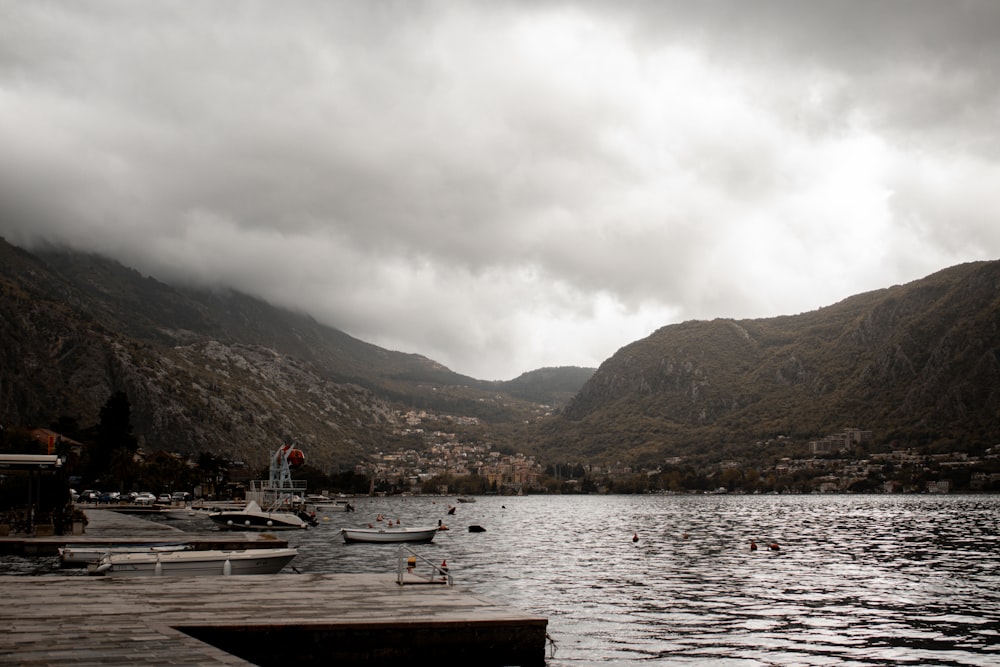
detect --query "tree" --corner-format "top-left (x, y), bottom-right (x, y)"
top-left (88, 391), bottom-right (139, 489)
top-left (142, 450), bottom-right (197, 495)
top-left (196, 452), bottom-right (230, 498)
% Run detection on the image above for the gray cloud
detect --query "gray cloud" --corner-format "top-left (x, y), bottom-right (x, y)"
top-left (1, 1), bottom-right (998, 379)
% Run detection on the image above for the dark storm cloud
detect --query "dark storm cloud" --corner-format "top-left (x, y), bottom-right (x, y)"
top-left (1, 1), bottom-right (998, 379)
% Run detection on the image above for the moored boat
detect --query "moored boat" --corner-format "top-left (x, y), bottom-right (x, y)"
top-left (59, 543), bottom-right (192, 568)
top-left (208, 500), bottom-right (315, 531)
top-left (341, 525), bottom-right (438, 544)
top-left (87, 547), bottom-right (298, 576)
top-left (307, 495), bottom-right (356, 512)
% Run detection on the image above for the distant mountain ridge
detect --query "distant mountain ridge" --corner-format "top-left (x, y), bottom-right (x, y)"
top-left (540, 260), bottom-right (1000, 465)
top-left (2, 236), bottom-right (997, 472)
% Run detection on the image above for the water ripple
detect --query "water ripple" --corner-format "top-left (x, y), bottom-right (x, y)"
top-left (280, 494), bottom-right (999, 667)
top-left (7, 494), bottom-right (998, 665)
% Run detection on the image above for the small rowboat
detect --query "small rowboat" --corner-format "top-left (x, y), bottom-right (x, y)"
top-left (340, 526), bottom-right (438, 544)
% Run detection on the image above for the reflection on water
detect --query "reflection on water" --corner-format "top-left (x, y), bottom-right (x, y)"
top-left (291, 495), bottom-right (1000, 666)
top-left (7, 494), bottom-right (1000, 665)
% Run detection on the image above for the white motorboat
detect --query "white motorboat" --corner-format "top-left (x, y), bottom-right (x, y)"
top-left (340, 525), bottom-right (439, 544)
top-left (208, 500), bottom-right (315, 531)
top-left (59, 543), bottom-right (192, 568)
top-left (87, 547), bottom-right (298, 576)
top-left (161, 501), bottom-right (245, 520)
top-left (307, 495), bottom-right (356, 512)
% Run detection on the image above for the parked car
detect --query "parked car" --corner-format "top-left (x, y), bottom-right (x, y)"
top-left (172, 491), bottom-right (192, 502)
top-left (78, 490), bottom-right (100, 503)
top-left (134, 492), bottom-right (157, 505)
top-left (157, 493), bottom-right (172, 504)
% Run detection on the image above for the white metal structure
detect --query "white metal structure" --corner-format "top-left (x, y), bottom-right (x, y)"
top-left (245, 443), bottom-right (308, 508)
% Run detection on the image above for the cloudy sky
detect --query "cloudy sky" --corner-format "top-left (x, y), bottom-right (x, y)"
top-left (2, 2), bottom-right (999, 380)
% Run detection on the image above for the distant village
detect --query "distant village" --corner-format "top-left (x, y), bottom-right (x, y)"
top-left (361, 410), bottom-right (543, 495)
top-left (362, 413), bottom-right (1000, 496)
top-left (8, 413), bottom-right (1000, 499)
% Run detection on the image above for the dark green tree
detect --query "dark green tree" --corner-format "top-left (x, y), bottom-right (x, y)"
top-left (88, 391), bottom-right (139, 489)
top-left (142, 450), bottom-right (198, 496)
top-left (196, 452), bottom-right (230, 498)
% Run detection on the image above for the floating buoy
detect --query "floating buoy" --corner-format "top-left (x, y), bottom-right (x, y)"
top-left (440, 559), bottom-right (449, 579)
top-left (407, 555), bottom-right (416, 571)
top-left (750, 540), bottom-right (757, 551)
top-left (245, 520), bottom-right (251, 526)
top-left (632, 532), bottom-right (639, 543)
top-left (227, 519), bottom-right (233, 526)
top-left (266, 520), bottom-right (273, 527)
top-left (769, 542), bottom-right (780, 551)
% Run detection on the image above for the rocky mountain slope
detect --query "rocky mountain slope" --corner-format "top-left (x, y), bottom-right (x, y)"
top-left (0, 238), bottom-right (591, 470)
top-left (539, 260), bottom-right (1000, 466)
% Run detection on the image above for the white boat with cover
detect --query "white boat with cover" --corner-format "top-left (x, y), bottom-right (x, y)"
top-left (87, 547), bottom-right (298, 576)
top-left (208, 500), bottom-right (314, 530)
top-left (340, 525), bottom-right (439, 544)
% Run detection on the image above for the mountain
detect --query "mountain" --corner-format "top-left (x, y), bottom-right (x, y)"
top-left (3, 236), bottom-right (997, 474)
top-left (538, 260), bottom-right (1000, 466)
top-left (501, 366), bottom-right (597, 407)
top-left (0, 238), bottom-right (591, 470)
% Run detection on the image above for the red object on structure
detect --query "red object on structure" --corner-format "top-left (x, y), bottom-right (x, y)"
top-left (287, 448), bottom-right (305, 467)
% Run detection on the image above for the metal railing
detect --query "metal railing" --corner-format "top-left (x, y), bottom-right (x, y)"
top-left (396, 544), bottom-right (453, 586)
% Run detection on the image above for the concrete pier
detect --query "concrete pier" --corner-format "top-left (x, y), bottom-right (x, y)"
top-left (0, 510), bottom-right (549, 666)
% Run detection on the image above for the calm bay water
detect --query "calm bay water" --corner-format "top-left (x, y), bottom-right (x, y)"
top-left (8, 494), bottom-right (1000, 665)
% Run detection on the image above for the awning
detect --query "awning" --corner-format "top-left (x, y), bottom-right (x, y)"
top-left (0, 454), bottom-right (63, 470)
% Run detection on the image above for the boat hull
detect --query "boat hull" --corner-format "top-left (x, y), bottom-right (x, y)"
top-left (209, 512), bottom-right (308, 530)
top-left (340, 526), bottom-right (438, 544)
top-left (88, 548), bottom-right (298, 576)
top-left (208, 500), bottom-right (310, 530)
